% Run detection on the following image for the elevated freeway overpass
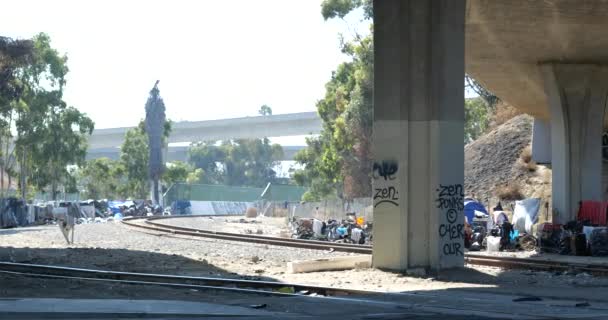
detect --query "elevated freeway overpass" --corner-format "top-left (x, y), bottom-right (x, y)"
top-left (85, 112), bottom-right (321, 161)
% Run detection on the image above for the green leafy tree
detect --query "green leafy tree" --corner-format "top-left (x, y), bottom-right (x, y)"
top-left (464, 97), bottom-right (490, 143)
top-left (163, 161), bottom-right (190, 186)
top-left (120, 123), bottom-right (149, 199)
top-left (12, 33), bottom-right (94, 200)
top-left (186, 168), bottom-right (204, 184)
top-left (293, 2), bottom-right (373, 201)
top-left (0, 36), bottom-right (33, 195)
top-left (221, 138), bottom-right (283, 187)
top-left (120, 120), bottom-right (171, 199)
top-left (258, 105), bottom-right (272, 116)
top-left (80, 158), bottom-right (124, 199)
top-left (188, 137), bottom-right (283, 187)
top-left (188, 141), bottom-right (225, 184)
top-left (295, 1), bottom-right (497, 201)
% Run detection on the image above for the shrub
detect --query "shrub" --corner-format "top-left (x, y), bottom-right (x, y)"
top-left (520, 146), bottom-right (532, 163)
top-left (495, 183), bottom-right (524, 201)
top-left (488, 103), bottom-right (523, 130)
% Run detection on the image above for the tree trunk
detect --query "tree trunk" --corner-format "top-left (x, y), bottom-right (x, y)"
top-left (153, 177), bottom-right (159, 205)
top-left (20, 151), bottom-right (26, 200)
top-left (1, 164), bottom-right (4, 197)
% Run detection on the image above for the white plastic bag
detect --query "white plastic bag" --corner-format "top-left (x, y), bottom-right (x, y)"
top-left (487, 236), bottom-right (501, 252)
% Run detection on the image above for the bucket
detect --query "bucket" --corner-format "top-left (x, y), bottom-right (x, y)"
top-left (487, 236), bottom-right (501, 252)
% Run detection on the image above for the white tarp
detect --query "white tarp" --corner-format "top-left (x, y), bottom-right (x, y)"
top-left (512, 198), bottom-right (541, 234)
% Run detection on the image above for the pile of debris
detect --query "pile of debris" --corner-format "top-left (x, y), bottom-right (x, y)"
top-left (107, 200), bottom-right (164, 219)
top-left (464, 198), bottom-right (540, 253)
top-left (539, 200), bottom-right (608, 257)
top-left (288, 213), bottom-right (372, 245)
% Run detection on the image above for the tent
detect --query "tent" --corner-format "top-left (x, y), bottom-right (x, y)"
top-left (464, 198), bottom-right (488, 224)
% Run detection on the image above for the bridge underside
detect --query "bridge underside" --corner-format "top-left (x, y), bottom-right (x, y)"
top-left (466, 0), bottom-right (608, 123)
top-left (372, 0), bottom-right (608, 272)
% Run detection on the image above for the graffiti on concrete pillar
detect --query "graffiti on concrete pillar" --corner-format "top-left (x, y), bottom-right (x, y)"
top-left (373, 160), bottom-right (399, 207)
top-left (372, 161), bottom-right (398, 180)
top-left (436, 184), bottom-right (464, 256)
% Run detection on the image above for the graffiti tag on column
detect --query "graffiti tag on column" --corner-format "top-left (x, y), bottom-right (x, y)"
top-left (373, 160), bottom-right (399, 207)
top-left (436, 184), bottom-right (464, 256)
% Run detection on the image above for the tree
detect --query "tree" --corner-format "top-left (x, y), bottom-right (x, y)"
top-left (188, 137), bottom-right (283, 187)
top-left (293, 2), bottom-right (373, 201)
top-left (294, 1), bottom-right (498, 201)
top-left (258, 105), bottom-right (272, 116)
top-left (120, 123), bottom-right (149, 199)
top-left (0, 36), bottom-right (33, 195)
top-left (221, 138), bottom-right (283, 187)
top-left (464, 97), bottom-right (490, 143)
top-left (80, 158), bottom-right (124, 199)
top-left (163, 161), bottom-right (190, 186)
top-left (145, 80), bottom-right (166, 205)
top-left (29, 104), bottom-right (94, 199)
top-left (186, 168), bottom-right (204, 184)
top-left (11, 33), bottom-right (94, 200)
top-left (120, 120), bottom-right (171, 199)
top-left (188, 141), bottom-right (225, 184)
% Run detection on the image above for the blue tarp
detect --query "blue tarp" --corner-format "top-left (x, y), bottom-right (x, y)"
top-left (108, 201), bottom-right (135, 214)
top-left (464, 199), bottom-right (488, 224)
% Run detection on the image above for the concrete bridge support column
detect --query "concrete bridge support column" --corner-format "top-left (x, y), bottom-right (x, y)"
top-left (541, 64), bottom-right (608, 223)
top-left (372, 0), bottom-right (465, 272)
top-left (531, 118), bottom-right (551, 164)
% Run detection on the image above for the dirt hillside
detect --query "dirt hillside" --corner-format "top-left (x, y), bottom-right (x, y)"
top-left (465, 114), bottom-right (552, 213)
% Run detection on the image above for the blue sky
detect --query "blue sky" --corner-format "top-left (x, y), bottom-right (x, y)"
top-left (0, 0), bottom-right (369, 131)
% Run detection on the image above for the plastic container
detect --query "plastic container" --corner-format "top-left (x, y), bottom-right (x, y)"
top-left (487, 236), bottom-right (501, 252)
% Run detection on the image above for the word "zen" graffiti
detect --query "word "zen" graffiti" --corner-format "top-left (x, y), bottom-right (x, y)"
top-left (372, 161), bottom-right (398, 180)
top-left (435, 184), bottom-right (464, 210)
top-left (374, 186), bottom-right (399, 207)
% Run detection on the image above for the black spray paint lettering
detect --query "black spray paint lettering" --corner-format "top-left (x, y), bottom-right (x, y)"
top-left (443, 243), bottom-right (463, 256)
top-left (438, 223), bottom-right (464, 240)
top-left (372, 161), bottom-right (398, 181)
top-left (374, 186), bottom-right (399, 207)
top-left (437, 184), bottom-right (464, 197)
top-left (436, 184), bottom-right (464, 257)
top-left (436, 197), bottom-right (464, 210)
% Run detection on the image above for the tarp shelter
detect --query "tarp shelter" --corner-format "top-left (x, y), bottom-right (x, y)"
top-left (464, 198), bottom-right (488, 224)
top-left (512, 198), bottom-right (541, 234)
top-left (108, 201), bottom-right (135, 214)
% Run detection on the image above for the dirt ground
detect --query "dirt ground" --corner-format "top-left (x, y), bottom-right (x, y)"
top-left (2, 220), bottom-right (608, 304)
top-left (159, 215), bottom-right (289, 237)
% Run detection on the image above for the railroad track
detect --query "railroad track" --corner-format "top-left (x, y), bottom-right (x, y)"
top-left (0, 261), bottom-right (376, 298)
top-left (122, 215), bottom-right (373, 254)
top-left (122, 215), bottom-right (608, 276)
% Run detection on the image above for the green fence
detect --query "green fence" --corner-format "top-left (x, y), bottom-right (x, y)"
top-left (163, 183), bottom-right (307, 205)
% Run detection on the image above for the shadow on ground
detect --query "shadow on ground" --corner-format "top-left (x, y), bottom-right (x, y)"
top-left (0, 246), bottom-right (278, 282)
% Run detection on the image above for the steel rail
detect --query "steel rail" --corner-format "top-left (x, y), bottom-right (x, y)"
top-left (0, 261), bottom-right (377, 297)
top-left (122, 216), bottom-right (373, 254)
top-left (122, 216), bottom-right (608, 275)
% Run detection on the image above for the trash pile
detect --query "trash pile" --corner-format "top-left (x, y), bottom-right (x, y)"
top-left (288, 212), bottom-right (372, 245)
top-left (539, 200), bottom-right (608, 257)
top-left (108, 200), bottom-right (163, 218)
top-left (464, 198), bottom-right (540, 253)
top-left (0, 198), bottom-right (29, 228)
top-left (0, 198), bottom-right (167, 229)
